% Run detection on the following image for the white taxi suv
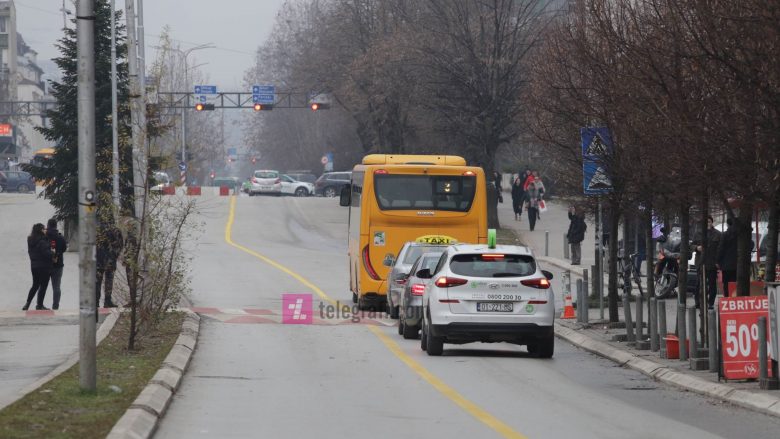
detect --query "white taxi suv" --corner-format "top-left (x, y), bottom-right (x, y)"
top-left (417, 233), bottom-right (555, 357)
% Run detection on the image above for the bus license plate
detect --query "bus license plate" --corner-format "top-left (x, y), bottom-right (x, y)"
top-left (477, 302), bottom-right (513, 312)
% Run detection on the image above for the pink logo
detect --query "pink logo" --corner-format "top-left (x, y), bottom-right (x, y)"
top-left (282, 294), bottom-right (313, 324)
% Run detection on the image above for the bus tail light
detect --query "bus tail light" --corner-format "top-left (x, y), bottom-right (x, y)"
top-left (463, 171), bottom-right (476, 176)
top-left (411, 283), bottom-right (426, 296)
top-left (521, 278), bottom-right (551, 289)
top-left (362, 245), bottom-right (381, 280)
top-left (434, 277), bottom-right (468, 288)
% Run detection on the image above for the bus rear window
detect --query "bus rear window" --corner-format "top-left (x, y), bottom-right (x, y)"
top-left (374, 175), bottom-right (476, 211)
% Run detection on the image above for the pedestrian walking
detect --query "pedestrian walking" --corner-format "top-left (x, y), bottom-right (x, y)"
top-left (717, 218), bottom-right (737, 297)
top-left (23, 223), bottom-right (53, 310)
top-left (532, 172), bottom-right (546, 219)
top-left (96, 219), bottom-right (124, 308)
top-left (522, 170), bottom-right (535, 191)
top-left (46, 218), bottom-right (67, 310)
top-left (524, 182), bottom-right (542, 231)
top-left (511, 176), bottom-right (525, 221)
top-left (566, 206), bottom-right (587, 265)
top-left (493, 171), bottom-right (503, 203)
top-left (694, 216), bottom-right (721, 309)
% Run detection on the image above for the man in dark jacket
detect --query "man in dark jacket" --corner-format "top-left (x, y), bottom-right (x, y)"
top-left (694, 216), bottom-right (721, 309)
top-left (717, 218), bottom-right (755, 297)
top-left (567, 206), bottom-right (587, 265)
top-left (96, 221), bottom-right (124, 308)
top-left (25, 223), bottom-right (53, 310)
top-left (46, 218), bottom-right (67, 310)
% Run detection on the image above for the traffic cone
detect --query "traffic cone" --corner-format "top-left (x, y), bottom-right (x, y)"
top-left (561, 293), bottom-right (576, 319)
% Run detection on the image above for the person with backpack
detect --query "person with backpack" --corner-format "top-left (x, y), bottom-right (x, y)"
top-left (566, 206), bottom-right (587, 265)
top-left (46, 218), bottom-right (67, 310)
top-left (23, 223), bottom-right (53, 310)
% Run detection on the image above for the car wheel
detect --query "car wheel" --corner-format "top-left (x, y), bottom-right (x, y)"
top-left (17, 183), bottom-right (30, 193)
top-left (426, 319), bottom-right (444, 356)
top-left (398, 315), bottom-right (405, 335)
top-left (324, 186), bottom-right (337, 198)
top-left (402, 322), bottom-right (419, 340)
top-left (295, 187), bottom-right (308, 197)
top-left (0, 185), bottom-right (4, 193)
top-left (529, 330), bottom-right (554, 358)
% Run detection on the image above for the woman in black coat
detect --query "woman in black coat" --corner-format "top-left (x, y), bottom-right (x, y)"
top-left (510, 176), bottom-right (525, 221)
top-left (24, 223), bottom-right (53, 310)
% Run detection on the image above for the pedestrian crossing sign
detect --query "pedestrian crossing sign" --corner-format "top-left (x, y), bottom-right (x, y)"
top-left (581, 126), bottom-right (613, 195)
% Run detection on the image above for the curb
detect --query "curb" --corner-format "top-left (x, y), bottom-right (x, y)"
top-left (107, 310), bottom-right (200, 439)
top-left (536, 255), bottom-right (585, 277)
top-left (554, 323), bottom-right (780, 419)
top-left (0, 309), bottom-right (121, 411)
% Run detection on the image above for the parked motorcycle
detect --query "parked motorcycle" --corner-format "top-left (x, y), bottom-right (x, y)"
top-left (654, 232), bottom-right (681, 299)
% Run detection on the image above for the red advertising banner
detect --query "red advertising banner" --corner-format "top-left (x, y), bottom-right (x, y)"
top-left (719, 296), bottom-right (772, 380)
top-left (0, 123), bottom-right (12, 137)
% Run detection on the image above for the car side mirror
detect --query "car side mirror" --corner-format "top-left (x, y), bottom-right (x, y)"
top-left (416, 268), bottom-right (432, 279)
top-left (382, 254), bottom-right (396, 267)
top-left (339, 186), bottom-right (351, 207)
top-left (541, 270), bottom-right (554, 280)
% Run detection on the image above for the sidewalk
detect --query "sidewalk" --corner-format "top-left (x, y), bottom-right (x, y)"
top-left (498, 199), bottom-right (780, 418)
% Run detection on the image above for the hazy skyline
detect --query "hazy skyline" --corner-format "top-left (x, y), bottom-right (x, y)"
top-left (14, 0), bottom-right (287, 90)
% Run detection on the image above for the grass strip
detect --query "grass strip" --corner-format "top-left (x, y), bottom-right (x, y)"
top-left (0, 312), bottom-right (185, 439)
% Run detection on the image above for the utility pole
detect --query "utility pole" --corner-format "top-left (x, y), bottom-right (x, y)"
top-left (110, 0), bottom-right (119, 209)
top-left (76, 0), bottom-right (97, 391)
top-left (137, 0), bottom-right (147, 181)
top-left (125, 0), bottom-right (143, 218)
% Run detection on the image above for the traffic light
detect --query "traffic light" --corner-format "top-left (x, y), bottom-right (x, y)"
top-left (195, 103), bottom-right (215, 111)
top-left (253, 103), bottom-right (273, 111)
top-left (310, 102), bottom-right (330, 111)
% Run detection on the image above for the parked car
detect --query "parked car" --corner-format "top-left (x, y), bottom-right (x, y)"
top-left (418, 243), bottom-right (555, 357)
top-left (315, 171), bottom-right (351, 197)
top-left (0, 170), bottom-right (35, 193)
top-left (384, 242), bottom-right (448, 319)
top-left (398, 250), bottom-right (446, 339)
top-left (150, 171), bottom-right (172, 192)
top-left (281, 174), bottom-right (315, 196)
top-left (285, 171), bottom-right (317, 184)
top-left (250, 170), bottom-right (282, 195)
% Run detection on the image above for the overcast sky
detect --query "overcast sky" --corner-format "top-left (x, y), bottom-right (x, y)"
top-left (14, 0), bottom-right (287, 90)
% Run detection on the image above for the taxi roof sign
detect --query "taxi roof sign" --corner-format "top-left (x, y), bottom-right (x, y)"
top-left (487, 229), bottom-right (497, 249)
top-left (361, 154), bottom-right (467, 166)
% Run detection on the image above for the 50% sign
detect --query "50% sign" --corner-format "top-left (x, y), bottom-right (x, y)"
top-left (719, 296), bottom-right (772, 379)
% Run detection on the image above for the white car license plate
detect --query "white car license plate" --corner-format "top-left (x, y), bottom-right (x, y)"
top-left (261, 186), bottom-right (272, 190)
top-left (477, 302), bottom-right (513, 312)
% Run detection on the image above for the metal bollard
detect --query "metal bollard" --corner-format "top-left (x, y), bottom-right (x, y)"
top-left (659, 300), bottom-right (668, 357)
top-left (650, 297), bottom-right (658, 351)
top-left (708, 309), bottom-right (718, 373)
top-left (687, 306), bottom-right (698, 358)
top-left (582, 269), bottom-right (589, 324)
top-left (566, 270), bottom-right (572, 298)
top-left (678, 303), bottom-right (688, 361)
top-left (624, 293), bottom-right (635, 343)
top-left (576, 279), bottom-right (584, 323)
top-left (564, 233), bottom-right (570, 259)
top-left (545, 230), bottom-right (549, 257)
top-left (759, 316), bottom-right (768, 383)
top-left (636, 289), bottom-right (644, 340)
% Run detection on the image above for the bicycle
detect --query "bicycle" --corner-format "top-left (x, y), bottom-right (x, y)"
top-left (617, 250), bottom-right (645, 298)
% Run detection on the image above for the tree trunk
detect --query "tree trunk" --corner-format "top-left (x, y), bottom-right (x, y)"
top-left (645, 204), bottom-right (655, 314)
top-left (764, 190), bottom-right (779, 283)
top-left (735, 200), bottom-right (754, 296)
top-left (608, 205), bottom-right (620, 322)
top-left (487, 182), bottom-right (500, 229)
top-left (699, 192), bottom-right (709, 343)
top-left (64, 217), bottom-right (78, 251)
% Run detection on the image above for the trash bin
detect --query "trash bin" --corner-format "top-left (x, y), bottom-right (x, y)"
top-left (219, 186), bottom-right (230, 196)
top-left (663, 334), bottom-right (689, 359)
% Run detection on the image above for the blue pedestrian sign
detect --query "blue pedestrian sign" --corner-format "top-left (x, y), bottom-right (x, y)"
top-left (194, 85), bottom-right (217, 95)
top-left (252, 84), bottom-right (275, 105)
top-left (581, 127), bottom-right (613, 195)
top-left (178, 161), bottom-right (187, 172)
top-left (199, 95), bottom-right (207, 103)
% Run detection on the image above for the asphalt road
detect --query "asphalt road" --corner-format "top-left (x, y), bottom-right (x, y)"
top-left (153, 195), bottom-right (780, 439)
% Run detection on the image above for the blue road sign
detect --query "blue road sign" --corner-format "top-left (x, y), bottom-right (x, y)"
top-left (199, 95), bottom-right (207, 103)
top-left (227, 148), bottom-right (237, 157)
top-left (581, 127), bottom-right (613, 195)
top-left (194, 85), bottom-right (217, 95)
top-left (178, 161), bottom-right (187, 171)
top-left (252, 85), bottom-right (275, 104)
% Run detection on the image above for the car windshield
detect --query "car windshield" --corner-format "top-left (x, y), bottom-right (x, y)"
top-left (449, 254), bottom-right (536, 278)
top-left (255, 171), bottom-right (278, 179)
top-left (403, 245), bottom-right (442, 264)
top-left (374, 174), bottom-right (476, 212)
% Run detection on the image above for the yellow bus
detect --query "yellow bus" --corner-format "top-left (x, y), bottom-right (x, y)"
top-left (341, 154), bottom-right (488, 309)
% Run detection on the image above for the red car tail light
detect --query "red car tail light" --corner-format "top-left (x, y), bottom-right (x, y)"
top-left (434, 276), bottom-right (468, 288)
top-left (411, 283), bottom-right (426, 296)
top-left (521, 278), bottom-right (551, 289)
top-left (362, 245), bottom-right (381, 280)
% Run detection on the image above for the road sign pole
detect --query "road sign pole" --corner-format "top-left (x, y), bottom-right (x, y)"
top-left (77, 0), bottom-right (97, 392)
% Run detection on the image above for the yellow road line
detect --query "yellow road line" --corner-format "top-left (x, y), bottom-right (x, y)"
top-left (224, 195), bottom-right (527, 439)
